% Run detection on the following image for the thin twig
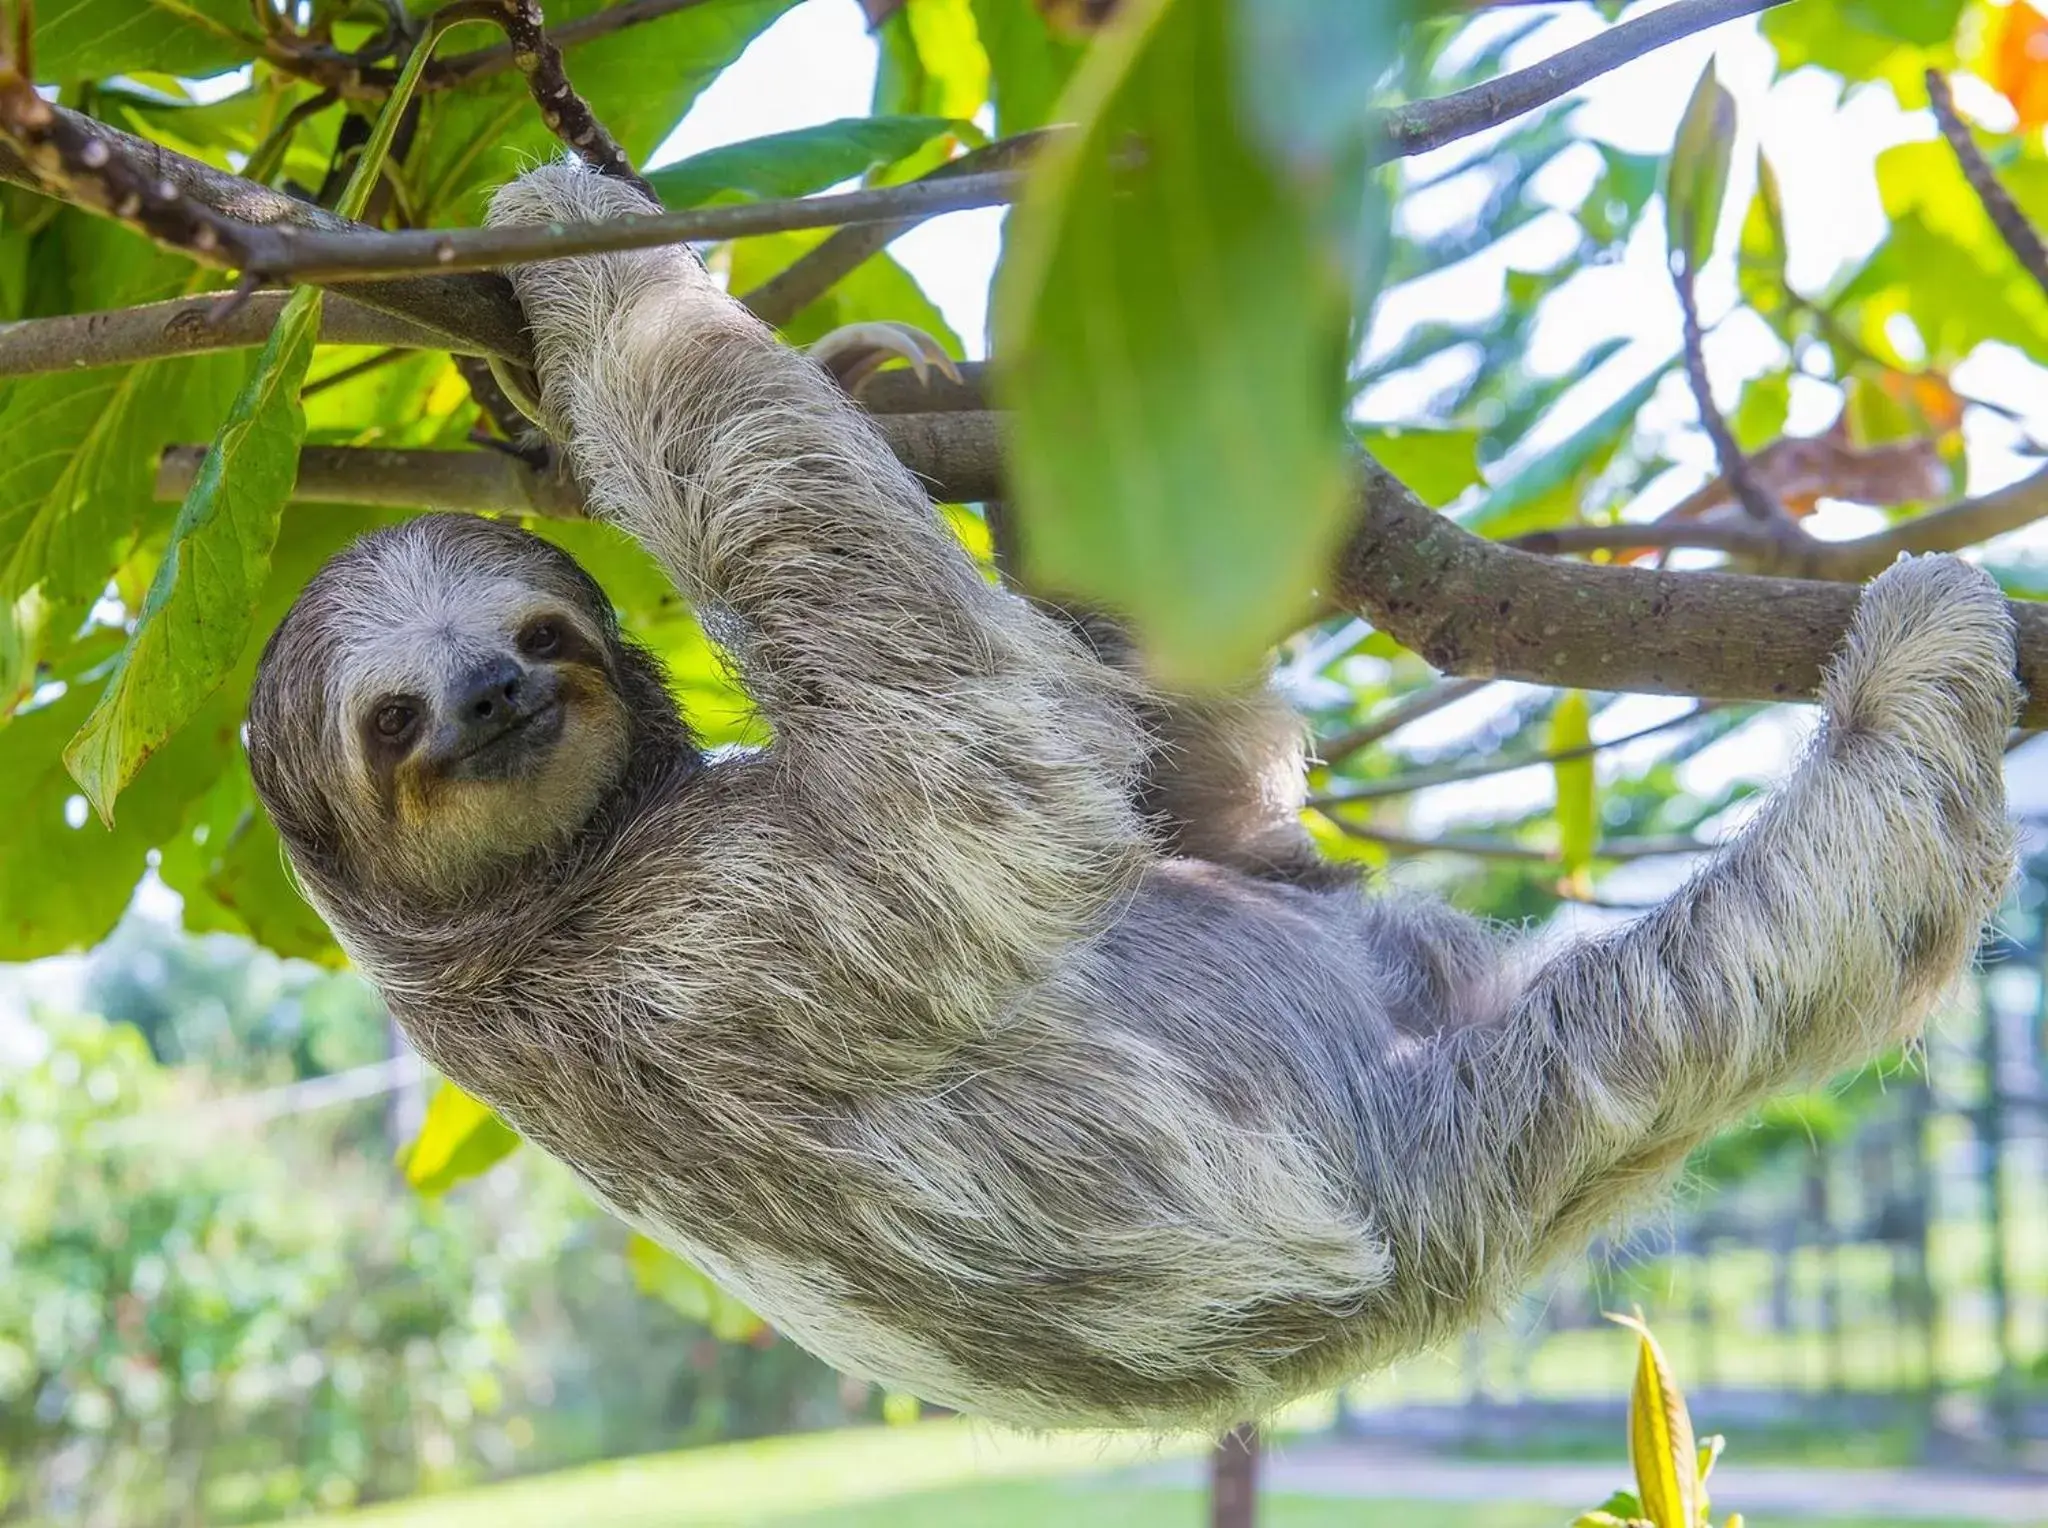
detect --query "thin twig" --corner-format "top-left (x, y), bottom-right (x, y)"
top-left (1511, 462), bottom-right (2048, 580)
top-left (741, 132), bottom-right (1055, 327)
top-left (1315, 678), bottom-right (1492, 765)
top-left (1311, 703), bottom-right (1719, 807)
top-left (1314, 812), bottom-right (1708, 862)
top-left (1925, 68), bottom-right (2048, 298)
top-left (1674, 260), bottom-right (1796, 529)
top-left (472, 0), bottom-right (650, 195)
top-left (1375, 0), bottom-right (1791, 162)
top-left (302, 346), bottom-right (409, 397)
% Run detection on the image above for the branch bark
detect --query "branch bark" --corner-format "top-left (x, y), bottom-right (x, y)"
top-left (1335, 455), bottom-right (2048, 726)
top-left (1926, 69), bottom-right (2048, 298)
top-left (1375, 0), bottom-right (1790, 161)
top-left (151, 436), bottom-right (2048, 727)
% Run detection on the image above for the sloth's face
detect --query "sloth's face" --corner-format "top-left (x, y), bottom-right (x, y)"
top-left (249, 516), bottom-right (633, 900)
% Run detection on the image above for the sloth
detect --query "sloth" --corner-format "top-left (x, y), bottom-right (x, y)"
top-left (247, 158), bottom-right (2019, 1432)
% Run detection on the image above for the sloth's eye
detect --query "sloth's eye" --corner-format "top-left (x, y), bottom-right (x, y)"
top-left (521, 619), bottom-right (563, 658)
top-left (373, 702), bottom-right (418, 740)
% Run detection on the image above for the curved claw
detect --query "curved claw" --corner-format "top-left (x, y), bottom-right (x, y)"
top-left (807, 320), bottom-right (964, 398)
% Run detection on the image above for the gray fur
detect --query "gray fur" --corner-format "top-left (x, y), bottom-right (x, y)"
top-left (245, 158), bottom-right (2019, 1433)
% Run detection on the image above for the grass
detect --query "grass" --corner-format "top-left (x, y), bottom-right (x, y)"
top-left (273, 1421), bottom-right (2013, 1528)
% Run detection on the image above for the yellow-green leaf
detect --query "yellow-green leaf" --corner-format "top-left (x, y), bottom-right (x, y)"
top-left (401, 1081), bottom-right (523, 1195)
top-left (63, 286), bottom-right (321, 821)
top-left (1551, 689), bottom-right (1597, 883)
top-left (1609, 1312), bottom-right (1701, 1528)
top-left (626, 1233), bottom-right (765, 1342)
top-left (1665, 61), bottom-right (1737, 276)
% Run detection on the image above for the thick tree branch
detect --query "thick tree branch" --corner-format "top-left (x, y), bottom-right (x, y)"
top-left (0, 290), bottom-right (475, 372)
top-left (1926, 69), bottom-right (2048, 298)
top-left (1332, 455), bottom-right (2048, 726)
top-left (150, 437), bottom-right (2048, 726)
top-left (156, 411), bottom-right (1004, 511)
top-left (1375, 0), bottom-right (1790, 161)
top-left (0, 107), bottom-right (531, 361)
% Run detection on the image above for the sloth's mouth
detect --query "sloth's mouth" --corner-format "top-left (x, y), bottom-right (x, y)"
top-left (443, 700), bottom-right (564, 778)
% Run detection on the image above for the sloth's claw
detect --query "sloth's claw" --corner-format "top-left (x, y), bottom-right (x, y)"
top-left (807, 321), bottom-right (963, 398)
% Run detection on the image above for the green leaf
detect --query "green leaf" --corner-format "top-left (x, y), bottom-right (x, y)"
top-left (1761, 0), bottom-right (1959, 103)
top-left (401, 1082), bottom-right (523, 1195)
top-left (873, 0), bottom-right (991, 183)
top-left (1608, 1312), bottom-right (1701, 1528)
top-left (1730, 372), bottom-right (1790, 453)
top-left (648, 116), bottom-right (971, 208)
top-left (1355, 426), bottom-right (1481, 508)
top-left (626, 1233), bottom-right (765, 1342)
top-left (970, 0), bottom-right (1086, 133)
top-left (32, 0), bottom-right (257, 85)
top-left (1463, 362), bottom-right (1672, 536)
top-left (1236, 1), bottom-right (1415, 169)
top-left (1664, 61), bottom-right (1737, 277)
top-left (996, 0), bottom-right (1360, 686)
top-left (63, 287), bottom-right (320, 821)
top-left (0, 680), bottom-right (231, 957)
top-left (731, 228), bottom-right (963, 354)
top-left (1551, 690), bottom-right (1597, 878)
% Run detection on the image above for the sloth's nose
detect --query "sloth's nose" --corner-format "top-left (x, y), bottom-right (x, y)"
top-left (453, 655), bottom-right (526, 735)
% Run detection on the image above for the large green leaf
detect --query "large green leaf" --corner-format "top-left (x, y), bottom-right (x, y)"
top-left (1462, 362), bottom-right (1672, 537)
top-left (64, 288), bottom-right (321, 820)
top-left (1354, 427), bottom-right (1481, 510)
top-left (32, 0), bottom-right (257, 85)
top-left (970, 0), bottom-right (1086, 133)
top-left (647, 116), bottom-right (969, 208)
top-left (1761, 0), bottom-right (1960, 103)
top-left (995, 0), bottom-right (1364, 685)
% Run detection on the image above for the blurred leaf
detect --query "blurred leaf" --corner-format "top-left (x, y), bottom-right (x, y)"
top-left (873, 0), bottom-right (990, 182)
top-left (971, 0), bottom-right (1087, 132)
top-left (648, 116), bottom-right (971, 207)
top-left (64, 288), bottom-right (320, 820)
top-left (731, 227), bottom-right (963, 352)
top-left (1730, 372), bottom-right (1789, 452)
top-left (1237, 2), bottom-right (1415, 170)
top-left (1551, 690), bottom-right (1596, 886)
top-left (32, 0), bottom-right (257, 84)
top-left (626, 1233), bottom-right (765, 1342)
top-left (1609, 1312), bottom-right (1701, 1528)
top-left (1737, 151), bottom-right (1788, 309)
top-left (1355, 426), bottom-right (1481, 508)
top-left (1464, 362), bottom-right (1672, 536)
top-left (1762, 0), bottom-right (1960, 102)
top-left (1992, 1), bottom-right (2048, 128)
top-left (402, 1082), bottom-right (522, 1195)
top-left (1664, 61), bottom-right (1737, 277)
top-left (997, 0), bottom-right (1361, 685)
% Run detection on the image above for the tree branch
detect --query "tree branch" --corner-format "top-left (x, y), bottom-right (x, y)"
top-left (1332, 454), bottom-right (2048, 726)
top-left (1926, 68), bottom-right (2048, 298)
top-left (1310, 702), bottom-right (1720, 807)
top-left (1674, 260), bottom-right (1795, 529)
top-left (1314, 677), bottom-right (1492, 765)
top-left (150, 437), bottom-right (2048, 727)
top-left (1509, 462), bottom-right (2048, 579)
top-left (0, 290), bottom-right (477, 372)
top-left (1313, 813), bottom-right (1708, 862)
top-left (1375, 0), bottom-right (1790, 161)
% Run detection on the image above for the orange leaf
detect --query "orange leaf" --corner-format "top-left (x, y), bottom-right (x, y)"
top-left (1994, 1), bottom-right (2048, 129)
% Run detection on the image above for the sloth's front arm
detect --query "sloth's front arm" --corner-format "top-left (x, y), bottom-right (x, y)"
top-left (488, 161), bottom-right (1152, 1037)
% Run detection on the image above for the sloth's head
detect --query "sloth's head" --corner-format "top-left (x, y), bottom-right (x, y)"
top-left (249, 514), bottom-right (668, 903)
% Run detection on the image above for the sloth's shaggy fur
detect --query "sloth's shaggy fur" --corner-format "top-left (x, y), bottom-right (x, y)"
top-left (247, 158), bottom-right (2019, 1432)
